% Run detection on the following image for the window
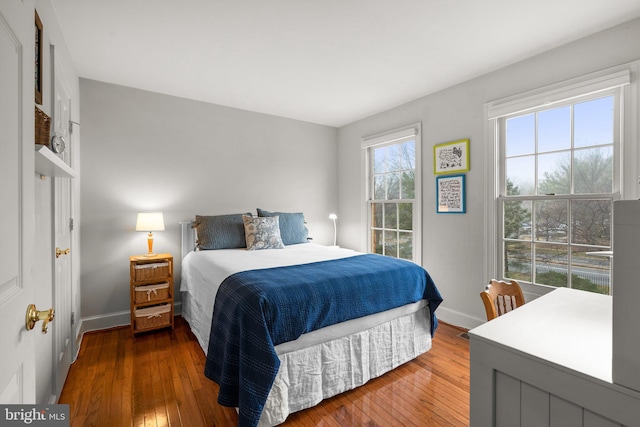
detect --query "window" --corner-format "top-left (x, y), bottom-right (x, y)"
top-left (486, 68), bottom-right (633, 295)
top-left (363, 124), bottom-right (421, 262)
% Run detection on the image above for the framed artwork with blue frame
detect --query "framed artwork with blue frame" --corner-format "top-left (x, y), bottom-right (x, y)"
top-left (436, 174), bottom-right (466, 214)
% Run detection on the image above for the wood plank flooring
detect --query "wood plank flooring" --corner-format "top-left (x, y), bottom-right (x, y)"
top-left (59, 316), bottom-right (469, 426)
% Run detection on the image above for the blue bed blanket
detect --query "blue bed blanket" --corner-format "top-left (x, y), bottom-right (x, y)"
top-left (204, 253), bottom-right (442, 427)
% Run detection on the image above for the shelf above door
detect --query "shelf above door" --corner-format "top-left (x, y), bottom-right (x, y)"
top-left (34, 144), bottom-right (77, 178)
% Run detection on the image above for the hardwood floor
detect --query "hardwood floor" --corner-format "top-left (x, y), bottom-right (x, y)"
top-left (59, 316), bottom-right (469, 426)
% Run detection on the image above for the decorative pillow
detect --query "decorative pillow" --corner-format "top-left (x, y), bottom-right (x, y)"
top-left (242, 215), bottom-right (285, 250)
top-left (256, 208), bottom-right (308, 245)
top-left (194, 213), bottom-right (251, 250)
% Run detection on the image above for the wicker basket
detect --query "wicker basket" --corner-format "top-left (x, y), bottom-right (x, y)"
top-left (134, 304), bottom-right (171, 330)
top-left (134, 282), bottom-right (169, 304)
top-left (133, 261), bottom-right (170, 282)
top-left (35, 106), bottom-right (51, 147)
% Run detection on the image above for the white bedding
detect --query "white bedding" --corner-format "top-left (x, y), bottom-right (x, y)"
top-left (180, 243), bottom-right (361, 351)
top-left (180, 242), bottom-right (432, 426)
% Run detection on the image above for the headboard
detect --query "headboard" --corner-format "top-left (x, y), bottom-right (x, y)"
top-left (180, 220), bottom-right (196, 260)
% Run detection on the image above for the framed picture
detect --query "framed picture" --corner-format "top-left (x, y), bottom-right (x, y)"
top-left (436, 174), bottom-right (466, 214)
top-left (433, 138), bottom-right (469, 175)
top-left (35, 10), bottom-right (43, 105)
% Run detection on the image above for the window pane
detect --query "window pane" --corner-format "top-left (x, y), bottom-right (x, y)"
top-left (387, 144), bottom-right (402, 172)
top-left (399, 232), bottom-right (413, 260)
top-left (398, 203), bottom-right (413, 230)
top-left (504, 200), bottom-right (532, 240)
top-left (374, 175), bottom-right (385, 199)
top-left (384, 203), bottom-right (397, 229)
top-left (506, 156), bottom-right (535, 195)
top-left (401, 170), bottom-right (415, 198)
top-left (506, 114), bottom-right (535, 157)
top-left (538, 106), bottom-right (571, 153)
top-left (571, 200), bottom-right (611, 246)
top-left (387, 172), bottom-right (400, 200)
top-left (372, 229), bottom-right (383, 255)
top-left (572, 245), bottom-right (610, 295)
top-left (401, 140), bottom-right (415, 169)
top-left (504, 241), bottom-right (531, 282)
top-left (535, 243), bottom-right (568, 288)
top-left (535, 200), bottom-right (568, 243)
top-left (384, 230), bottom-right (398, 258)
top-left (371, 203), bottom-right (383, 228)
top-left (574, 96), bottom-right (614, 148)
top-left (573, 147), bottom-right (613, 194)
top-left (538, 151), bottom-right (570, 195)
top-left (373, 146), bottom-right (386, 174)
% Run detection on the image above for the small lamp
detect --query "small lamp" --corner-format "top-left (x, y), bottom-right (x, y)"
top-left (136, 212), bottom-right (165, 257)
top-left (329, 213), bottom-right (337, 247)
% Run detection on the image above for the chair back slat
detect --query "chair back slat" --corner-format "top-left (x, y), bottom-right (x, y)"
top-left (497, 294), bottom-right (516, 315)
top-left (480, 279), bottom-right (525, 321)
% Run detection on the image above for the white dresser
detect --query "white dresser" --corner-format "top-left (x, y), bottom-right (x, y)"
top-left (469, 288), bottom-right (640, 427)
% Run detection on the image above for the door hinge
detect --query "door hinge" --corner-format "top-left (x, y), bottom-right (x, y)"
top-left (69, 120), bottom-right (79, 134)
top-left (71, 312), bottom-right (75, 325)
top-left (69, 218), bottom-right (74, 231)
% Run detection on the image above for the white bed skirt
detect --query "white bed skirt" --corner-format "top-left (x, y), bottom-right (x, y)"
top-left (182, 294), bottom-right (432, 426)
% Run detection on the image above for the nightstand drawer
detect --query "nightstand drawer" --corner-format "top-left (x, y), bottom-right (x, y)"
top-left (134, 282), bottom-right (170, 304)
top-left (134, 304), bottom-right (171, 331)
top-left (133, 261), bottom-right (170, 282)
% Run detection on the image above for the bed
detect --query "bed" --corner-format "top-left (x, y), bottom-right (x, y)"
top-left (179, 213), bottom-right (442, 427)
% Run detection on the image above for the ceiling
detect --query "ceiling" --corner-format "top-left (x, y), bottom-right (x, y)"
top-left (52, 0), bottom-right (640, 127)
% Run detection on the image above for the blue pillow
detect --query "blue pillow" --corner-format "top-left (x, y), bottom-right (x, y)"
top-left (194, 213), bottom-right (252, 250)
top-left (256, 208), bottom-right (308, 245)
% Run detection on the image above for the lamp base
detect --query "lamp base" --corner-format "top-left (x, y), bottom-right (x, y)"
top-left (142, 252), bottom-right (157, 257)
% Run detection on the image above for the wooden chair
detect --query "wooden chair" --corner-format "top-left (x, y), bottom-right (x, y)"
top-left (480, 279), bottom-right (525, 321)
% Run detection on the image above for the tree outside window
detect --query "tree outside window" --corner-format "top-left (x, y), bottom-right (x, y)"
top-left (370, 140), bottom-right (415, 260)
top-left (501, 94), bottom-right (616, 294)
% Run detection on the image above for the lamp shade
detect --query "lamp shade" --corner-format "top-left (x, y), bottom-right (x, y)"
top-left (135, 212), bottom-right (165, 232)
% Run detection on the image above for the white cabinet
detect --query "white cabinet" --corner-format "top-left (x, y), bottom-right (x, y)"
top-left (612, 200), bottom-right (640, 392)
top-left (469, 288), bottom-right (640, 427)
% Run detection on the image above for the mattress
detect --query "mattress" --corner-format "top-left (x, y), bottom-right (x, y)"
top-left (181, 243), bottom-right (359, 351)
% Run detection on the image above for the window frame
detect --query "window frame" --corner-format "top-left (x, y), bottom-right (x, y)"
top-left (484, 64), bottom-right (638, 297)
top-left (362, 123), bottom-right (422, 263)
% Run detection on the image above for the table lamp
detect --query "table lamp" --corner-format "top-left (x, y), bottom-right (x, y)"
top-left (136, 212), bottom-right (165, 256)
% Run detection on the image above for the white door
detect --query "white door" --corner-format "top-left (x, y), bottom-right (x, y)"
top-left (0, 10), bottom-right (36, 403)
top-left (52, 69), bottom-right (74, 401)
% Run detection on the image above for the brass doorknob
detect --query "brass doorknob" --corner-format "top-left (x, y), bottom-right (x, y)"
top-left (55, 247), bottom-right (70, 258)
top-left (26, 304), bottom-right (55, 333)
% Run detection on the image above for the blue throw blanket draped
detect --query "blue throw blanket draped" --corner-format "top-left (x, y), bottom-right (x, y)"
top-left (204, 254), bottom-right (442, 427)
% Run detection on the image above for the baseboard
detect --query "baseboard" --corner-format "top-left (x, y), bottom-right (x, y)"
top-left (73, 302), bottom-right (183, 361)
top-left (436, 306), bottom-right (485, 330)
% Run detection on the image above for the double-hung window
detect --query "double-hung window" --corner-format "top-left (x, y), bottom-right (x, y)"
top-left (363, 124), bottom-right (422, 262)
top-left (487, 69), bottom-right (632, 295)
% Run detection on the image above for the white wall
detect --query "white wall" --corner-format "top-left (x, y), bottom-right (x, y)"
top-left (337, 18), bottom-right (640, 329)
top-left (78, 17), bottom-right (640, 333)
top-left (79, 79), bottom-right (338, 328)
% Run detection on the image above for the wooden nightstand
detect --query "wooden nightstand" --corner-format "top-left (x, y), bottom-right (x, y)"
top-left (129, 253), bottom-right (174, 335)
